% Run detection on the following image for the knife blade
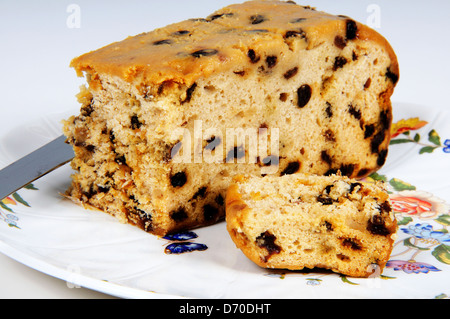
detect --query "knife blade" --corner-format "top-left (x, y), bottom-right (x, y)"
top-left (0, 135), bottom-right (74, 200)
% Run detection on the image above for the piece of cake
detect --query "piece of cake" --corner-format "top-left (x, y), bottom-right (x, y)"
top-left (226, 174), bottom-right (398, 277)
top-left (63, 0), bottom-right (399, 236)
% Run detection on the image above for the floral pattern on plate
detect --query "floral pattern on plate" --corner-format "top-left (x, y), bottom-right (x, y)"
top-left (162, 231), bottom-right (208, 254)
top-left (0, 184), bottom-right (37, 229)
top-left (264, 117), bottom-right (450, 297)
top-left (0, 109), bottom-right (449, 298)
top-left (390, 117), bottom-right (450, 154)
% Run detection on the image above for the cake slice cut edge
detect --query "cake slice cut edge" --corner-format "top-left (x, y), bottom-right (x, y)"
top-left (225, 174), bottom-right (398, 278)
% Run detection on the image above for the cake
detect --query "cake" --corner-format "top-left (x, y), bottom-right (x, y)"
top-left (226, 174), bottom-right (398, 277)
top-left (63, 0), bottom-right (399, 236)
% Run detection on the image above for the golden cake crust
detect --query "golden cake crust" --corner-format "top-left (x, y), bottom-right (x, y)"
top-left (70, 0), bottom-right (398, 89)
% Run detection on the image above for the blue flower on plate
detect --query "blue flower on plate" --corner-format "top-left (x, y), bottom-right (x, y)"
top-left (386, 260), bottom-right (441, 274)
top-left (306, 278), bottom-right (322, 286)
top-left (165, 242), bottom-right (208, 254)
top-left (163, 231), bottom-right (198, 242)
top-left (401, 223), bottom-right (450, 244)
top-left (443, 139), bottom-right (450, 153)
top-left (6, 214), bottom-right (19, 221)
top-left (163, 231), bottom-right (208, 255)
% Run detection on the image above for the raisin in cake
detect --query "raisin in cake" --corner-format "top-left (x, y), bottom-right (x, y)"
top-left (63, 0), bottom-right (399, 236)
top-left (226, 174), bottom-right (398, 277)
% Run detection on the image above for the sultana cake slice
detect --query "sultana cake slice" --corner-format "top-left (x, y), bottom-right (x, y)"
top-left (63, 0), bottom-right (399, 236)
top-left (226, 174), bottom-right (398, 277)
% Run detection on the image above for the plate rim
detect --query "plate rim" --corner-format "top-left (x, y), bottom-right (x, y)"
top-left (0, 241), bottom-right (184, 299)
top-left (0, 102), bottom-right (449, 299)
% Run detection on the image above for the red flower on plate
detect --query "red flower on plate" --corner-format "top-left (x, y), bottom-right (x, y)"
top-left (391, 196), bottom-right (431, 215)
top-left (390, 191), bottom-right (450, 220)
top-left (390, 118), bottom-right (428, 138)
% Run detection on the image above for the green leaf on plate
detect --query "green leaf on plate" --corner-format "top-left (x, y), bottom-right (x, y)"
top-left (428, 129), bottom-right (441, 146)
top-left (24, 183), bottom-right (38, 190)
top-left (414, 133), bottom-right (421, 142)
top-left (390, 139), bottom-right (414, 145)
top-left (340, 275), bottom-right (358, 285)
top-left (432, 244), bottom-right (450, 265)
top-left (389, 178), bottom-right (416, 191)
top-left (12, 192), bottom-right (30, 207)
top-left (0, 201), bottom-right (14, 212)
top-left (403, 237), bottom-right (429, 251)
top-left (435, 214), bottom-right (450, 226)
top-left (419, 146), bottom-right (437, 154)
top-left (369, 172), bottom-right (387, 182)
top-left (396, 216), bottom-right (413, 226)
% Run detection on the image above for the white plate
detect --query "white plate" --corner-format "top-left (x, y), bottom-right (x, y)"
top-left (0, 103), bottom-right (449, 299)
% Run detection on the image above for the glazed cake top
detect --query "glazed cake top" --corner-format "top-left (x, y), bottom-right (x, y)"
top-left (70, 0), bottom-right (398, 88)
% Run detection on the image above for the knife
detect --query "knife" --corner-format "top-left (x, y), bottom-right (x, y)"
top-left (0, 135), bottom-right (74, 200)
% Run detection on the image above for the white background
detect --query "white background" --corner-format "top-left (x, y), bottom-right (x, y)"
top-left (0, 0), bottom-right (449, 298)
